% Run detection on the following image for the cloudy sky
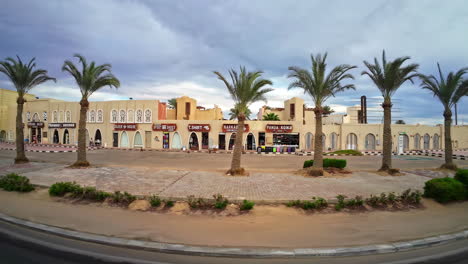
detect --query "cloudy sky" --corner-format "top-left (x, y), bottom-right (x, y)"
top-left (1, 0), bottom-right (467, 124)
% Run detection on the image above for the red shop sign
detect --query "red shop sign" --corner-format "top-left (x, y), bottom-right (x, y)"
top-left (153, 123), bottom-right (177, 132)
top-left (188, 124), bottom-right (211, 132)
top-left (114, 123), bottom-right (137, 131)
top-left (265, 124), bottom-right (293, 133)
top-left (222, 124), bottom-right (249, 133)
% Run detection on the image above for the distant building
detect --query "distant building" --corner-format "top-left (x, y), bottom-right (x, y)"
top-left (0, 88), bottom-right (467, 152)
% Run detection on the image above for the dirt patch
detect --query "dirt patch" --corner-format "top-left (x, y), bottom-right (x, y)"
top-left (296, 168), bottom-right (352, 178)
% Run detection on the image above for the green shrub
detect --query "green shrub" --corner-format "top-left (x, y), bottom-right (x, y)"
top-left (0, 173), bottom-right (35, 192)
top-left (240, 200), bottom-right (255, 211)
top-left (366, 195), bottom-right (380, 207)
top-left (454, 169), bottom-right (468, 187)
top-left (111, 191), bottom-right (136, 204)
top-left (303, 158), bottom-right (347, 169)
top-left (49, 182), bottom-right (81, 196)
top-left (187, 195), bottom-right (208, 209)
top-left (149, 195), bottom-right (162, 207)
top-left (328, 150), bottom-right (363, 156)
top-left (76, 187), bottom-right (110, 201)
top-left (388, 192), bottom-right (397, 204)
top-left (424, 178), bottom-right (466, 203)
top-left (213, 194), bottom-right (229, 209)
top-left (165, 200), bottom-right (175, 208)
top-left (286, 200), bottom-right (302, 207)
top-left (335, 195), bottom-right (346, 211)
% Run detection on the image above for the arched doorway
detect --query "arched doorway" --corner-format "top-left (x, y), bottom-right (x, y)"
top-left (414, 133), bottom-right (421, 149)
top-left (433, 134), bottom-right (440, 149)
top-left (228, 133), bottom-right (236, 150)
top-left (246, 133), bottom-right (256, 150)
top-left (120, 131), bottom-right (129, 148)
top-left (365, 133), bottom-right (376, 150)
top-left (171, 132), bottom-right (182, 149)
top-left (63, 129), bottom-right (70, 144)
top-left (0, 130), bottom-right (6, 142)
top-left (53, 129), bottom-right (59, 144)
top-left (189, 132), bottom-right (199, 150)
top-left (402, 134), bottom-right (409, 152)
top-left (423, 133), bottom-right (430, 150)
top-left (134, 131), bottom-right (143, 148)
top-left (346, 133), bottom-right (358, 150)
top-left (305, 132), bottom-right (313, 150)
top-left (330, 132), bottom-right (338, 150)
top-left (94, 129), bottom-right (102, 146)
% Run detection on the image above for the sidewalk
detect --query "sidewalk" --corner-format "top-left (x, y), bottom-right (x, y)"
top-left (1, 189), bottom-right (467, 249)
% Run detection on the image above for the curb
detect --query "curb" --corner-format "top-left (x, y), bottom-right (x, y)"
top-left (0, 212), bottom-right (467, 258)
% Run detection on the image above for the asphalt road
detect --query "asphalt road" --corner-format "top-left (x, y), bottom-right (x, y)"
top-left (1, 220), bottom-right (468, 264)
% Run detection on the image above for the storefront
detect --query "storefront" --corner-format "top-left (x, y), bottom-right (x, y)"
top-left (27, 122), bottom-right (44, 143)
top-left (264, 124), bottom-right (298, 152)
top-left (188, 124), bottom-right (210, 150)
top-left (113, 123), bottom-right (137, 148)
top-left (221, 124), bottom-right (249, 150)
top-left (153, 123), bottom-right (177, 149)
top-left (48, 123), bottom-right (76, 144)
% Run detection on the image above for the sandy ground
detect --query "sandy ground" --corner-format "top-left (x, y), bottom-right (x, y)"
top-left (1, 189), bottom-right (467, 248)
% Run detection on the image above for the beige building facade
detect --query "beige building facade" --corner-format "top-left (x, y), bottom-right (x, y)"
top-left (1, 88), bottom-right (467, 152)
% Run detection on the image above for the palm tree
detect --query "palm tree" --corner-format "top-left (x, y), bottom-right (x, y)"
top-left (0, 56), bottom-right (55, 164)
top-left (418, 63), bottom-right (468, 170)
top-left (229, 107), bottom-right (251, 120)
top-left (168, 98), bottom-right (177, 109)
top-left (262, 112), bottom-right (280, 121)
top-left (62, 54), bottom-right (120, 167)
top-left (322, 105), bottom-right (335, 117)
top-left (362, 51), bottom-right (419, 173)
top-left (214, 67), bottom-right (273, 175)
top-left (288, 53), bottom-right (356, 174)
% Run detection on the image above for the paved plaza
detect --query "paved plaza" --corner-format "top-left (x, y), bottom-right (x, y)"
top-left (1, 148), bottom-right (466, 201)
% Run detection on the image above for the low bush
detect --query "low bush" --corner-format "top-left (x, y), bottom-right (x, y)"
top-left (454, 169), bottom-right (468, 187)
top-left (288, 197), bottom-right (328, 210)
top-left (213, 194), bottom-right (229, 209)
top-left (335, 195), bottom-right (364, 210)
top-left (286, 200), bottom-right (302, 207)
top-left (328, 150), bottom-right (363, 156)
top-left (111, 191), bottom-right (136, 204)
top-left (240, 200), bottom-right (255, 211)
top-left (187, 195), bottom-right (209, 209)
top-left (49, 182), bottom-right (81, 196)
top-left (365, 194), bottom-right (380, 207)
top-left (424, 178), bottom-right (466, 203)
top-left (77, 187), bottom-right (111, 201)
top-left (303, 159), bottom-right (347, 169)
top-left (164, 200), bottom-right (175, 208)
top-left (149, 195), bottom-right (162, 207)
top-left (0, 173), bottom-right (35, 192)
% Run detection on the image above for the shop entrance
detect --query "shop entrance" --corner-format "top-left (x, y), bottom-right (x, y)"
top-left (162, 132), bottom-right (170, 149)
top-left (145, 131), bottom-right (152, 148)
top-left (201, 132), bottom-right (209, 149)
top-left (0, 130), bottom-right (6, 142)
top-left (171, 132), bottom-right (182, 149)
top-left (246, 133), bottom-right (256, 150)
top-left (63, 129), bottom-right (70, 144)
top-left (30, 128), bottom-right (42, 143)
top-left (113, 132), bottom-right (118, 147)
top-left (228, 133), bottom-right (236, 150)
top-left (53, 129), bottom-right (59, 144)
top-left (189, 132), bottom-right (199, 150)
top-left (273, 133), bottom-right (299, 146)
top-left (258, 132), bottom-right (265, 146)
top-left (218, 134), bottom-right (226, 150)
top-left (94, 129), bottom-right (102, 146)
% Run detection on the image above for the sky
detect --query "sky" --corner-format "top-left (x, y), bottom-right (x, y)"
top-left (0, 0), bottom-right (467, 125)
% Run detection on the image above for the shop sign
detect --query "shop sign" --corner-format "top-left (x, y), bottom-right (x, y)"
top-left (188, 124), bottom-right (210, 132)
top-left (27, 122), bottom-right (44, 128)
top-left (265, 124), bottom-right (293, 133)
top-left (222, 124), bottom-right (249, 133)
top-left (114, 123), bottom-right (137, 131)
top-left (48, 123), bottom-right (76, 128)
top-left (153, 123), bottom-right (177, 132)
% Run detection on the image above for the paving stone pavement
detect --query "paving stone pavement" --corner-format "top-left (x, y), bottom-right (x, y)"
top-left (0, 161), bottom-right (445, 201)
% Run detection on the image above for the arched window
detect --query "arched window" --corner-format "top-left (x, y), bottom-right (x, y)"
top-left (134, 131), bottom-right (143, 147)
top-left (32, 113), bottom-right (40, 121)
top-left (26, 112), bottom-right (31, 121)
top-left (171, 132), bottom-right (182, 149)
top-left (53, 111), bottom-right (58, 122)
top-left (365, 133), bottom-right (376, 150)
top-left (66, 111), bottom-right (71, 122)
top-left (120, 131), bottom-right (129, 148)
top-left (43, 111), bottom-right (47, 121)
top-left (330, 132), bottom-right (338, 150)
top-left (144, 109), bottom-right (152, 123)
top-left (119, 110), bottom-right (126, 123)
top-left (97, 110), bottom-right (103, 123)
top-left (305, 132), bottom-right (313, 150)
top-left (433, 134), bottom-right (440, 149)
top-left (90, 110), bottom-right (96, 122)
top-left (136, 109), bottom-right (143, 123)
top-left (346, 133), bottom-right (358, 150)
top-left (414, 133), bottom-right (421, 149)
top-left (111, 110), bottom-right (118, 123)
top-left (423, 133), bottom-right (430, 150)
top-left (127, 110), bottom-right (134, 123)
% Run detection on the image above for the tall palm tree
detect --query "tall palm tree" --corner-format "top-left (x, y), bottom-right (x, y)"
top-left (288, 53), bottom-right (356, 173)
top-left (362, 51), bottom-right (419, 173)
top-left (419, 63), bottom-right (468, 170)
top-left (0, 56), bottom-right (55, 164)
top-left (229, 107), bottom-right (251, 120)
top-left (214, 67), bottom-right (273, 175)
top-left (62, 54), bottom-right (120, 167)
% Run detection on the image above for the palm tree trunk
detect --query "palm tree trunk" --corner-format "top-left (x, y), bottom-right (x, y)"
top-left (379, 98), bottom-right (392, 172)
top-left (229, 117), bottom-right (245, 175)
top-left (442, 108), bottom-right (456, 170)
top-left (14, 96), bottom-right (28, 164)
top-left (313, 108), bottom-right (323, 169)
top-left (73, 98), bottom-right (90, 167)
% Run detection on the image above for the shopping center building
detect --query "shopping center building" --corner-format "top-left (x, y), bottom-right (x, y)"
top-left (1, 88), bottom-right (467, 152)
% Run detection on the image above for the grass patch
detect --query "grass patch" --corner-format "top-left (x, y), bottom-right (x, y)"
top-left (327, 149), bottom-right (363, 156)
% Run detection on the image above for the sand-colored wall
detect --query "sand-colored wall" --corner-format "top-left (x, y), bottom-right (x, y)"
top-left (0, 88), bottom-right (36, 140)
